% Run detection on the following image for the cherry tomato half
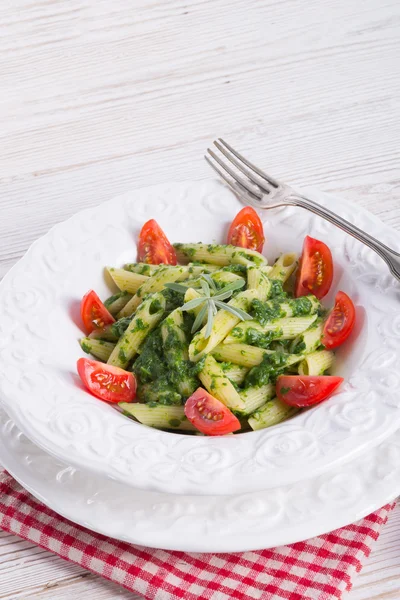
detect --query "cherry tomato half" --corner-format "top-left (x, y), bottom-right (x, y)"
top-left (184, 387), bottom-right (241, 435)
top-left (81, 290), bottom-right (115, 334)
top-left (295, 236), bottom-right (333, 299)
top-left (276, 375), bottom-right (343, 407)
top-left (322, 291), bottom-right (356, 350)
top-left (138, 219), bottom-right (177, 265)
top-left (77, 358), bottom-right (137, 403)
top-left (227, 206), bottom-right (265, 253)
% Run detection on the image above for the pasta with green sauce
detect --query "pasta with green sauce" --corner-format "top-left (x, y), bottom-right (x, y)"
top-left (81, 254), bottom-right (340, 431)
top-left (78, 218), bottom-right (352, 437)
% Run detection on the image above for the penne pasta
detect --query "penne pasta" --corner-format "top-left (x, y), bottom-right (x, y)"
top-left (104, 291), bottom-right (133, 316)
top-left (108, 293), bottom-right (166, 368)
top-left (106, 267), bottom-right (149, 294)
top-left (198, 355), bottom-right (245, 412)
top-left (80, 338), bottom-right (115, 362)
top-left (120, 403), bottom-right (197, 432)
top-left (291, 322), bottom-right (323, 354)
top-left (239, 383), bottom-right (275, 415)
top-left (224, 314), bottom-right (318, 345)
top-left (298, 350), bottom-right (334, 375)
top-left (268, 253), bottom-right (298, 282)
top-left (246, 266), bottom-right (272, 301)
top-left (118, 266), bottom-right (193, 317)
top-left (248, 398), bottom-right (298, 430)
top-left (173, 243), bottom-right (268, 267)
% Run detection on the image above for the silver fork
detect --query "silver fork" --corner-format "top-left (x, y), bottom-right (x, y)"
top-left (205, 139), bottom-right (400, 282)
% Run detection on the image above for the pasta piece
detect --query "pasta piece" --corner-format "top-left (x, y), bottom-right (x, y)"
top-left (212, 343), bottom-right (273, 368)
top-left (211, 271), bottom-right (245, 288)
top-left (189, 290), bottom-right (258, 362)
top-left (219, 363), bottom-right (249, 385)
top-left (108, 293), bottom-right (166, 368)
top-left (119, 403), bottom-right (197, 432)
top-left (124, 263), bottom-right (219, 278)
top-left (224, 314), bottom-right (318, 344)
top-left (239, 383), bottom-right (275, 415)
top-left (212, 343), bottom-right (303, 370)
top-left (260, 265), bottom-right (273, 275)
top-left (248, 398), bottom-right (298, 430)
top-left (188, 262), bottom-right (220, 272)
top-left (125, 263), bottom-right (215, 276)
top-left (173, 243), bottom-right (267, 267)
top-left (188, 265), bottom-right (221, 277)
top-left (198, 355), bottom-right (245, 412)
top-left (161, 309), bottom-right (197, 397)
top-left (174, 243), bottom-right (232, 265)
top-left (252, 295), bottom-right (321, 324)
top-left (291, 322), bottom-right (323, 354)
top-left (89, 315), bottom-right (133, 342)
top-left (106, 268), bottom-right (149, 294)
top-left (118, 266), bottom-right (192, 317)
top-left (232, 249), bottom-right (268, 267)
top-left (104, 291), bottom-right (133, 316)
top-left (184, 275), bottom-right (245, 321)
top-left (298, 350), bottom-right (334, 375)
top-left (161, 309), bottom-right (187, 350)
top-left (124, 263), bottom-right (161, 276)
top-left (246, 266), bottom-right (272, 301)
top-left (268, 253), bottom-right (298, 282)
top-left (89, 327), bottom-right (118, 342)
top-left (80, 338), bottom-right (115, 362)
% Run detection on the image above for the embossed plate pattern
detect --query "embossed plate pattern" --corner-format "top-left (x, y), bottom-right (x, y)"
top-left (0, 181), bottom-right (399, 495)
top-left (0, 406), bottom-right (399, 552)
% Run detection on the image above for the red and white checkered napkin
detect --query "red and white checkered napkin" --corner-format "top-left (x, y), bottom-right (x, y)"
top-left (0, 472), bottom-right (395, 600)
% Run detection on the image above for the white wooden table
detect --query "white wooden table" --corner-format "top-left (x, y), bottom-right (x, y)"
top-left (1, 1), bottom-right (399, 598)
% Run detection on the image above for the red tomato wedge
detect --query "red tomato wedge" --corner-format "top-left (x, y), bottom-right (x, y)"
top-left (81, 290), bottom-right (115, 334)
top-left (276, 375), bottom-right (343, 407)
top-left (138, 219), bottom-right (177, 265)
top-left (184, 388), bottom-right (241, 436)
top-left (227, 206), bottom-right (265, 253)
top-left (295, 236), bottom-right (333, 299)
top-left (322, 291), bottom-right (356, 350)
top-left (77, 358), bottom-right (137, 403)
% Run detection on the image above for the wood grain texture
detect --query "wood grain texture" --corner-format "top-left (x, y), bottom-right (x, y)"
top-left (0, 0), bottom-right (399, 598)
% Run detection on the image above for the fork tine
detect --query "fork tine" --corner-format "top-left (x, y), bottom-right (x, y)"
top-left (204, 155), bottom-right (262, 207)
top-left (213, 140), bottom-right (271, 194)
top-left (218, 139), bottom-right (280, 188)
top-left (207, 148), bottom-right (263, 200)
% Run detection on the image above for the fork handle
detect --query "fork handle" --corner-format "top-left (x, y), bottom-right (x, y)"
top-left (290, 194), bottom-right (400, 282)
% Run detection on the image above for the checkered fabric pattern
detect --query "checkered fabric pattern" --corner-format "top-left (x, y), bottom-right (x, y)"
top-left (0, 472), bottom-right (395, 600)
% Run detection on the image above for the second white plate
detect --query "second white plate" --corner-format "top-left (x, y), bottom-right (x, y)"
top-left (1, 405), bottom-right (399, 553)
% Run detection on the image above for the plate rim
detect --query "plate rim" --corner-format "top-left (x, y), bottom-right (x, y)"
top-left (0, 404), bottom-right (399, 552)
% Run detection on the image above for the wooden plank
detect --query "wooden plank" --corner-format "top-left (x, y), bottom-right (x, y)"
top-left (348, 505), bottom-right (400, 599)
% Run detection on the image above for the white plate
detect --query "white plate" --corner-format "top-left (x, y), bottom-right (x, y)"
top-left (0, 181), bottom-right (399, 496)
top-left (1, 405), bottom-right (399, 552)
